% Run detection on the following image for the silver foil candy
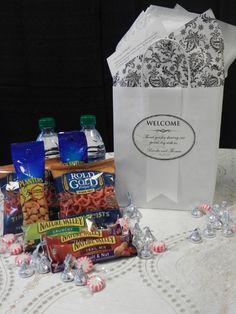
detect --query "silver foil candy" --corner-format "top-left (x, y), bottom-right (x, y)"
top-left (36, 254), bottom-right (51, 274)
top-left (136, 226), bottom-right (156, 259)
top-left (203, 223), bottom-right (216, 238)
top-left (132, 223), bottom-right (144, 251)
top-left (123, 192), bottom-right (142, 221)
top-left (30, 243), bottom-right (41, 269)
top-left (222, 210), bottom-right (234, 237)
top-left (143, 227), bottom-right (156, 245)
top-left (138, 241), bottom-right (153, 259)
top-left (61, 254), bottom-right (74, 283)
top-left (188, 228), bottom-right (202, 244)
top-left (18, 260), bottom-right (35, 278)
top-left (74, 266), bottom-right (88, 286)
top-left (191, 206), bottom-right (203, 218)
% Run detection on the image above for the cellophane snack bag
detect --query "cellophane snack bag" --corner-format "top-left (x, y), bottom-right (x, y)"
top-left (22, 209), bottom-right (122, 250)
top-left (44, 169), bottom-right (59, 220)
top-left (11, 141), bottom-right (49, 225)
top-left (45, 232), bottom-right (136, 272)
top-left (58, 131), bottom-right (88, 165)
top-left (51, 158), bottom-right (121, 220)
top-left (0, 169), bottom-right (21, 235)
top-left (0, 162), bottom-right (59, 235)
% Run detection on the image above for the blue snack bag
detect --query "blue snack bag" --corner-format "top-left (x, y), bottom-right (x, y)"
top-left (58, 131), bottom-right (88, 165)
top-left (11, 141), bottom-right (49, 225)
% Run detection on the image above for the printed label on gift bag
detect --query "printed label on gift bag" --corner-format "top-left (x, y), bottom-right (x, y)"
top-left (132, 114), bottom-right (196, 160)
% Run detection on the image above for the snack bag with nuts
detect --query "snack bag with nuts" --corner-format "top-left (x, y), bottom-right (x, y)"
top-left (0, 164), bottom-right (59, 235)
top-left (58, 131), bottom-right (87, 165)
top-left (45, 233), bottom-right (136, 272)
top-left (11, 141), bottom-right (49, 225)
top-left (51, 158), bottom-right (121, 220)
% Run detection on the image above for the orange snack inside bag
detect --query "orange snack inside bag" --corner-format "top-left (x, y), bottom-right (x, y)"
top-left (50, 158), bottom-right (120, 218)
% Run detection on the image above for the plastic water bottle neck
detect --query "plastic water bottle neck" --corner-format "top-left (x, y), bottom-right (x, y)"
top-left (40, 127), bottom-right (56, 135)
top-left (81, 125), bottom-right (95, 130)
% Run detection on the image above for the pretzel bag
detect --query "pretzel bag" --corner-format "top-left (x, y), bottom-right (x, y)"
top-left (51, 159), bottom-right (121, 220)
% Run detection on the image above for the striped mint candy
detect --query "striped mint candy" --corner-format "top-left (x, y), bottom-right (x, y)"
top-left (2, 234), bottom-right (16, 245)
top-left (75, 256), bottom-right (93, 273)
top-left (87, 275), bottom-right (105, 292)
top-left (198, 203), bottom-right (211, 214)
top-left (15, 253), bottom-right (31, 266)
top-left (8, 243), bottom-right (22, 255)
top-left (0, 242), bottom-right (8, 254)
top-left (151, 242), bottom-right (166, 253)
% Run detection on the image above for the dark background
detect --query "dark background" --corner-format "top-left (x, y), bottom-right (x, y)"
top-left (0, 0), bottom-right (236, 165)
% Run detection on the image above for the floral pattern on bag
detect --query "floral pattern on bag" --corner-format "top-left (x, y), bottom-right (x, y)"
top-left (142, 39), bottom-right (189, 87)
top-left (113, 10), bottom-right (224, 88)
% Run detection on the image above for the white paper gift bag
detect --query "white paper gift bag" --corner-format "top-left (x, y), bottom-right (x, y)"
top-left (111, 10), bottom-right (230, 210)
top-left (109, 8), bottom-right (236, 210)
top-left (113, 84), bottom-right (223, 210)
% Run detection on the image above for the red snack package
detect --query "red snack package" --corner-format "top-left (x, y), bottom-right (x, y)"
top-left (45, 233), bottom-right (136, 272)
top-left (50, 159), bottom-right (121, 219)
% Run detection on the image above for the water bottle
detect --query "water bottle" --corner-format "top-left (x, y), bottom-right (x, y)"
top-left (36, 117), bottom-right (59, 159)
top-left (80, 114), bottom-right (106, 162)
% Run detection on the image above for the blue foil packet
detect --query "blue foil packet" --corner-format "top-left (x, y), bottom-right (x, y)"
top-left (58, 131), bottom-right (88, 165)
top-left (11, 141), bottom-right (49, 225)
top-left (11, 141), bottom-right (45, 181)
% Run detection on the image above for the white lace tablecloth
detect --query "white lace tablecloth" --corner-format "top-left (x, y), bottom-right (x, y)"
top-left (1, 149), bottom-right (236, 314)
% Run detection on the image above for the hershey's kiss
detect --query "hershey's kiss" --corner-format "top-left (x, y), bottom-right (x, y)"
top-left (188, 228), bottom-right (202, 244)
top-left (36, 254), bottom-right (51, 274)
top-left (61, 254), bottom-right (74, 283)
top-left (74, 266), bottom-right (88, 286)
top-left (191, 206), bottom-right (203, 218)
top-left (138, 241), bottom-right (153, 260)
top-left (19, 260), bottom-right (35, 278)
top-left (203, 223), bottom-right (216, 238)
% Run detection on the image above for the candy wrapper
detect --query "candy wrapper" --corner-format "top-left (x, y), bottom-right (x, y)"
top-left (22, 207), bottom-right (121, 249)
top-left (51, 158), bottom-right (121, 219)
top-left (11, 141), bottom-right (49, 225)
top-left (22, 216), bottom-right (89, 249)
top-left (44, 169), bottom-right (59, 219)
top-left (58, 131), bottom-right (88, 165)
top-left (49, 228), bottom-right (120, 245)
top-left (45, 233), bottom-right (136, 272)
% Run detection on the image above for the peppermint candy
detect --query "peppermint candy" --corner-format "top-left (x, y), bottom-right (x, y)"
top-left (15, 253), bottom-right (31, 266)
top-left (87, 275), bottom-right (105, 292)
top-left (198, 203), bottom-right (211, 214)
top-left (151, 242), bottom-right (166, 253)
top-left (75, 256), bottom-right (93, 273)
top-left (8, 243), bottom-right (22, 255)
top-left (0, 242), bottom-right (8, 254)
top-left (2, 234), bottom-right (16, 245)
